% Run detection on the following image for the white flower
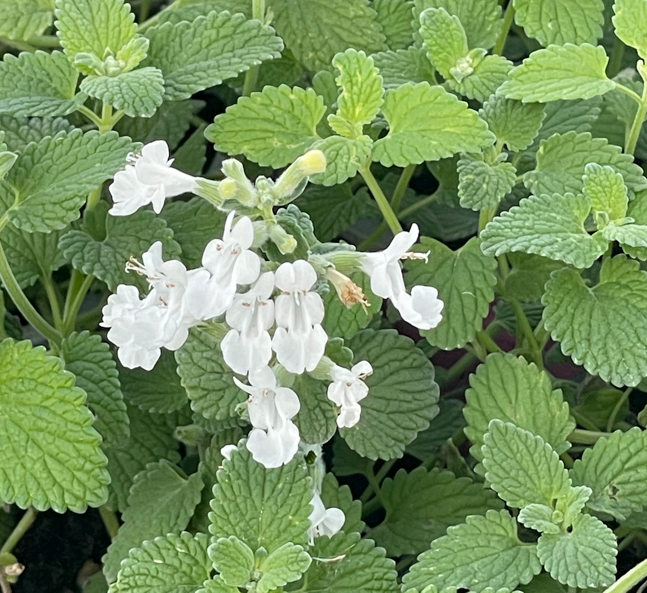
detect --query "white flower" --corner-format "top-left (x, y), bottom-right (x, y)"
top-left (308, 492), bottom-right (345, 544)
top-left (221, 272), bottom-right (275, 375)
top-left (360, 224), bottom-right (444, 330)
top-left (186, 211), bottom-right (261, 320)
top-left (234, 367), bottom-right (301, 468)
top-left (327, 361), bottom-right (373, 428)
top-left (109, 140), bottom-right (198, 216)
top-left (272, 260), bottom-right (328, 374)
top-left (220, 444), bottom-right (237, 461)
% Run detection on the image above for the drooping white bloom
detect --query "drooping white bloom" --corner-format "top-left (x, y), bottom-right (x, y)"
top-left (272, 260), bottom-right (327, 374)
top-left (234, 367), bottom-right (301, 468)
top-left (308, 491), bottom-right (345, 544)
top-left (186, 211), bottom-right (261, 321)
top-left (109, 140), bottom-right (198, 216)
top-left (327, 361), bottom-right (373, 428)
top-left (220, 444), bottom-right (237, 461)
top-left (360, 224), bottom-right (444, 330)
top-left (221, 272), bottom-right (275, 374)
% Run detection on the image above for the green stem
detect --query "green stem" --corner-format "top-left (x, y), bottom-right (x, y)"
top-left (62, 274), bottom-right (94, 336)
top-left (444, 350), bottom-right (478, 385)
top-left (360, 164), bottom-right (403, 234)
top-left (493, 2), bottom-right (515, 55)
top-left (99, 103), bottom-right (114, 134)
top-left (87, 186), bottom-right (102, 211)
top-left (26, 35), bottom-right (60, 48)
top-left (607, 36), bottom-right (626, 79)
top-left (99, 506), bottom-right (120, 539)
top-left (0, 242), bottom-right (61, 345)
top-left (0, 508), bottom-right (38, 556)
top-left (508, 297), bottom-right (542, 366)
top-left (241, 0), bottom-right (265, 96)
top-left (390, 164), bottom-right (416, 213)
top-left (365, 467), bottom-right (388, 511)
top-left (476, 330), bottom-right (503, 354)
top-left (139, 0), bottom-right (153, 21)
top-left (478, 204), bottom-right (497, 233)
top-left (374, 459), bottom-right (396, 484)
top-left (624, 74), bottom-right (647, 154)
top-left (0, 37), bottom-right (36, 52)
top-left (41, 274), bottom-right (63, 332)
top-left (399, 191), bottom-right (440, 219)
top-left (570, 428), bottom-right (611, 445)
top-left (0, 290), bottom-right (7, 340)
top-left (614, 83), bottom-right (643, 106)
top-left (603, 558), bottom-right (647, 593)
top-left (606, 387), bottom-right (633, 432)
top-left (77, 105), bottom-right (103, 129)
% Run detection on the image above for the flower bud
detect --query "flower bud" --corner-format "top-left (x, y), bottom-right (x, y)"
top-left (273, 150), bottom-right (327, 203)
top-left (193, 178), bottom-right (225, 207)
top-left (268, 223), bottom-right (298, 254)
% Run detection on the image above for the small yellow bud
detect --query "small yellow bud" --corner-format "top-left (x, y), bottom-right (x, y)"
top-left (219, 177), bottom-right (238, 200)
top-left (297, 149), bottom-right (327, 175)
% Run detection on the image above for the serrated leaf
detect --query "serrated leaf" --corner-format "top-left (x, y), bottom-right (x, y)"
top-left (532, 98), bottom-right (602, 149)
top-left (80, 68), bottom-right (165, 118)
top-left (518, 504), bottom-right (561, 535)
top-left (542, 255), bottom-right (647, 387)
top-left (293, 373), bottom-right (337, 445)
top-left (103, 460), bottom-right (204, 582)
top-left (570, 428), bottom-right (647, 520)
top-left (418, 7), bottom-right (468, 80)
top-left (209, 446), bottom-right (312, 552)
top-left (406, 399), bottom-right (465, 461)
top-left (372, 82), bottom-right (495, 167)
top-left (341, 329), bottom-right (439, 460)
top-left (144, 11), bottom-right (283, 100)
top-left (536, 514), bottom-right (616, 589)
top-left (0, 115), bottom-right (73, 151)
top-left (0, 51), bottom-right (80, 117)
top-left (513, 0), bottom-right (604, 46)
top-left (482, 420), bottom-right (571, 508)
top-left (0, 0), bottom-right (53, 40)
top-left (310, 135), bottom-right (373, 186)
top-left (464, 353), bottom-right (574, 462)
top-left (457, 153), bottom-right (517, 210)
top-left (207, 85), bottom-right (325, 169)
top-left (480, 193), bottom-right (608, 268)
top-left (371, 467), bottom-right (503, 556)
top-left (374, 0), bottom-right (414, 50)
top-left (112, 532), bottom-right (211, 593)
top-left (209, 536), bottom-right (254, 588)
top-left (320, 473), bottom-right (364, 534)
top-left (61, 331), bottom-right (129, 448)
top-left (583, 162), bottom-right (628, 221)
top-left (613, 0), bottom-right (647, 58)
top-left (481, 96), bottom-right (546, 152)
top-left (371, 47), bottom-right (435, 89)
top-left (403, 510), bottom-right (541, 593)
top-left (501, 44), bottom-right (614, 103)
top-left (447, 54), bottom-right (512, 103)
top-left (0, 339), bottom-right (109, 512)
top-left (257, 542), bottom-right (311, 593)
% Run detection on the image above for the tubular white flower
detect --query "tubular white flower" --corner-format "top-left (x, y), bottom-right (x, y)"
top-left (109, 140), bottom-right (198, 216)
top-left (393, 285), bottom-right (444, 331)
top-left (234, 367), bottom-right (301, 468)
top-left (221, 272), bottom-right (275, 375)
top-left (272, 260), bottom-right (328, 374)
top-left (308, 491), bottom-right (345, 544)
top-left (327, 361), bottom-right (373, 428)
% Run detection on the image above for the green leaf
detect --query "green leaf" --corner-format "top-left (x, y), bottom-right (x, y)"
top-left (570, 428), bottom-right (647, 520)
top-left (480, 193), bottom-right (608, 268)
top-left (403, 510), bottom-right (541, 593)
top-left (542, 255), bottom-right (647, 387)
top-left (517, 504), bottom-right (561, 535)
top-left (80, 68), bottom-right (165, 118)
top-left (320, 473), bottom-right (365, 535)
top-left (532, 98), bottom-right (602, 149)
top-left (144, 11), bottom-right (283, 100)
top-left (293, 372), bottom-right (337, 445)
top-left (61, 331), bottom-right (129, 448)
top-left (480, 96), bottom-right (546, 152)
top-left (269, 0), bottom-right (386, 73)
top-left (513, 0), bottom-right (604, 46)
top-left (301, 531), bottom-right (398, 593)
top-left (418, 7), bottom-right (468, 80)
top-left (0, 115), bottom-right (74, 151)
top-left (0, 51), bottom-right (80, 117)
top-left (536, 514), bottom-right (616, 589)
top-left (374, 0), bottom-right (414, 50)
top-left (0, 0), bottom-right (53, 40)
top-left (464, 353), bottom-right (574, 462)
top-left (257, 542), bottom-right (312, 593)
top-left (112, 532), bottom-right (211, 593)
top-left (209, 536), bottom-right (254, 588)
top-left (209, 446), bottom-right (312, 552)
top-left (371, 467), bottom-right (503, 556)
top-left (103, 460), bottom-right (204, 582)
top-left (371, 48), bottom-right (435, 89)
top-left (372, 82), bottom-right (495, 167)
top-left (582, 162), bottom-right (628, 221)
top-left (500, 44), bottom-right (614, 103)
top-left (457, 153), bottom-right (516, 210)
top-left (310, 135), bottom-right (373, 186)
top-left (447, 53), bottom-right (512, 103)
top-left (405, 237), bottom-right (497, 349)
top-left (176, 327), bottom-right (246, 420)
top-left (341, 329), bottom-right (439, 460)
top-left (0, 339), bottom-right (109, 512)
top-left (482, 420), bottom-right (571, 509)
top-left (613, 0), bottom-right (647, 58)
top-left (406, 399), bottom-right (465, 461)
top-left (207, 85), bottom-right (325, 169)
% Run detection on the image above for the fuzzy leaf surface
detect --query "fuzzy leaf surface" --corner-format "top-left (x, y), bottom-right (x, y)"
top-left (374, 0), bottom-right (415, 50)
top-left (418, 7), bottom-right (467, 80)
top-left (457, 153), bottom-right (516, 210)
top-left (613, 0), bottom-right (647, 58)
top-left (0, 0), bottom-right (53, 40)
top-left (480, 95), bottom-right (545, 152)
top-left (371, 48), bottom-right (435, 89)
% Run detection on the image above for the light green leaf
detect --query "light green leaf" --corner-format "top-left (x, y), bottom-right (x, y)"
top-left (269, 0), bottom-right (386, 73)
top-left (341, 329), bottom-right (439, 460)
top-left (614, 0), bottom-right (647, 58)
top-left (447, 53), bottom-right (512, 103)
top-left (371, 47), bottom-right (435, 89)
top-left (0, 339), bottom-right (109, 512)
top-left (554, 485), bottom-right (592, 529)
top-left (293, 372), bottom-right (337, 445)
top-left (532, 98), bottom-right (602, 149)
top-left (0, 0), bottom-right (53, 41)
top-left (0, 51), bottom-right (80, 117)
top-left (464, 353), bottom-right (574, 462)
top-left (144, 11), bottom-right (283, 100)
top-left (320, 473), bottom-right (365, 535)
top-left (480, 193), bottom-right (608, 268)
top-left (457, 153), bottom-right (517, 210)
top-left (513, 0), bottom-right (604, 46)
top-left (500, 44), bottom-right (614, 103)
top-left (482, 420), bottom-right (571, 509)
top-left (207, 85), bottom-right (325, 169)
top-left (0, 114), bottom-right (74, 151)
top-left (403, 510), bottom-right (541, 593)
top-left (480, 96), bottom-right (546, 152)
top-left (176, 327), bottom-right (246, 420)
top-left (536, 514), bottom-right (617, 589)
top-left (372, 82), bottom-right (495, 167)
top-left (209, 536), bottom-right (254, 588)
top-left (418, 7), bottom-right (468, 80)
top-left (622, 189), bottom-right (647, 259)
top-left (374, 0), bottom-right (414, 50)
top-left (310, 135), bottom-right (373, 186)
top-left (209, 446), bottom-right (312, 552)
top-left (80, 68), bottom-right (165, 118)
top-left (582, 162), bottom-right (628, 221)
top-left (200, 577), bottom-right (240, 593)
top-left (518, 504), bottom-right (561, 535)
top-left (257, 543), bottom-right (312, 593)
top-left (405, 237), bottom-right (498, 349)
top-left (61, 331), bottom-right (129, 448)
top-left (542, 255), bottom-right (647, 387)
top-left (371, 467), bottom-right (503, 556)
top-left (602, 222), bottom-right (647, 248)
top-left (103, 460), bottom-right (204, 582)
top-left (570, 428), bottom-right (647, 520)
top-left (112, 532), bottom-right (211, 593)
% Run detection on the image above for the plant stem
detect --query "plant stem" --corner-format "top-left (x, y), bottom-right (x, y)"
top-left (41, 274), bottom-right (63, 332)
top-left (570, 428), bottom-right (611, 445)
top-left (493, 2), bottom-right (515, 55)
top-left (508, 297), bottom-right (542, 366)
top-left (365, 466), bottom-right (389, 511)
top-left (360, 164), bottom-right (403, 234)
top-left (76, 105), bottom-right (103, 129)
top-left (0, 37), bottom-right (36, 52)
top-left (99, 506), bottom-right (120, 539)
top-left (476, 330), bottom-right (503, 354)
top-left (26, 35), bottom-right (60, 48)
top-left (374, 459), bottom-right (396, 484)
top-left (614, 83), bottom-right (643, 106)
top-left (606, 387), bottom-right (632, 432)
top-left (603, 558), bottom-right (647, 593)
top-left (241, 0), bottom-right (265, 96)
top-left (0, 508), bottom-right (38, 556)
top-left (478, 204), bottom-right (497, 233)
top-left (390, 164), bottom-right (416, 212)
top-left (625, 74), bottom-right (647, 154)
top-left (444, 350), bottom-right (479, 385)
top-left (139, 0), bottom-right (153, 21)
top-left (607, 36), bottom-right (626, 79)
top-left (62, 274), bottom-right (94, 336)
top-left (99, 104), bottom-right (113, 134)
top-left (399, 190), bottom-right (440, 219)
